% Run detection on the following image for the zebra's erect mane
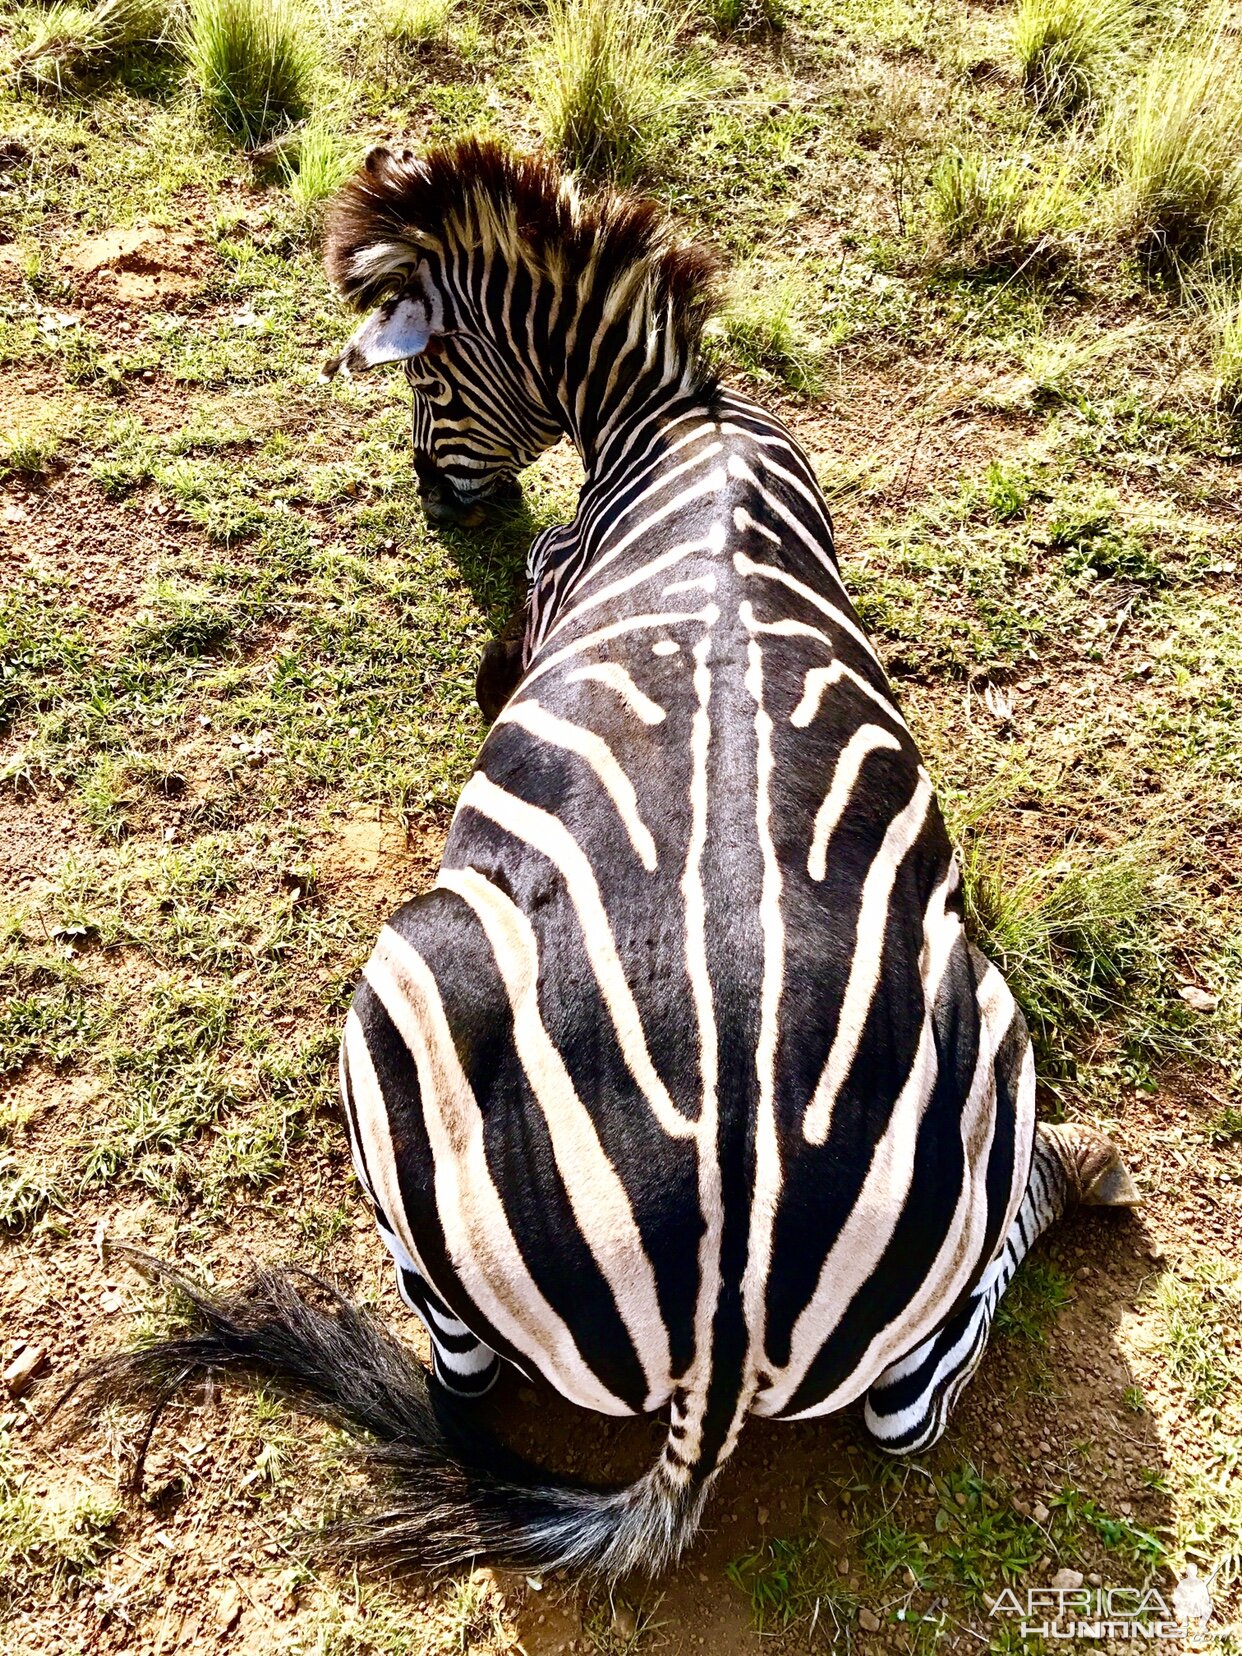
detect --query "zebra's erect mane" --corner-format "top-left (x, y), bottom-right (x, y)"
top-left (324, 137), bottom-right (721, 387)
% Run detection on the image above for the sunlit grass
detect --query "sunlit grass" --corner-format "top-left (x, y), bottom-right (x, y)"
top-left (183, 0), bottom-right (316, 148)
top-left (1109, 9), bottom-right (1242, 262)
top-left (531, 0), bottom-right (713, 180)
top-left (1014, 0), bottom-right (1132, 118)
top-left (929, 147), bottom-right (1078, 271)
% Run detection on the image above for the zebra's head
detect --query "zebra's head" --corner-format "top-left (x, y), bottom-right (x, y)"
top-left (321, 140), bottom-right (719, 523)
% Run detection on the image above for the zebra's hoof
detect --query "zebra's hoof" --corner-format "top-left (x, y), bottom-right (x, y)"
top-left (1054, 1125), bottom-right (1141, 1208)
top-left (1080, 1147), bottom-right (1140, 1208)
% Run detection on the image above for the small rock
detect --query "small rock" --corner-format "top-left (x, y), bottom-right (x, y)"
top-left (1032, 1501), bottom-right (1050, 1524)
top-left (1177, 984), bottom-right (1218, 1013)
top-left (214, 1584), bottom-right (242, 1633)
top-left (858, 1606), bottom-right (881, 1633)
top-left (4, 1345), bottom-right (48, 1398)
top-left (1088, 1572), bottom-right (1102, 1587)
top-left (838, 1556), bottom-right (850, 1576)
top-left (1036, 1441), bottom-right (1052, 1456)
top-left (611, 1604), bottom-right (638, 1639)
top-left (100, 1288), bottom-right (123, 1314)
top-left (1051, 1568), bottom-right (1084, 1591)
top-left (757, 1505), bottom-right (769, 1526)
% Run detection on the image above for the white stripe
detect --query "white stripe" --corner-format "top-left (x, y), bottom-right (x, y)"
top-left (791, 660), bottom-right (908, 734)
top-left (364, 929), bottom-right (629, 1414)
top-left (518, 606), bottom-right (718, 697)
top-left (565, 663), bottom-right (666, 725)
top-left (453, 772), bottom-right (696, 1141)
top-left (547, 539), bottom-right (717, 640)
top-left (803, 773), bottom-right (934, 1145)
top-left (769, 1016), bottom-right (941, 1418)
top-left (740, 632), bottom-right (785, 1385)
top-left (675, 631), bottom-right (722, 1469)
top-left (806, 725), bottom-right (903, 882)
top-left (726, 453), bottom-right (836, 576)
top-left (342, 1010), bottom-right (431, 1282)
top-left (733, 504), bottom-right (782, 545)
top-left (439, 867), bottom-right (672, 1408)
top-left (494, 699), bottom-right (658, 871)
top-left (663, 574), bottom-right (717, 596)
top-left (573, 465), bottom-right (728, 591)
top-left (735, 555), bottom-right (881, 666)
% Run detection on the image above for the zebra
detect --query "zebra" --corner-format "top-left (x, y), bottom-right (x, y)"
top-left (74, 138), bottom-right (1138, 1582)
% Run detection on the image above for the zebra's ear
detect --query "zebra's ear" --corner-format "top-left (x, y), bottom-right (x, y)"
top-left (321, 297), bottom-right (433, 381)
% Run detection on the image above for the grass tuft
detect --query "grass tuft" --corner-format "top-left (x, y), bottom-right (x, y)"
top-left (963, 843), bottom-right (1174, 1075)
top-left (1203, 281), bottom-right (1242, 415)
top-left (0, 421), bottom-right (65, 481)
top-left (383, 0), bottom-right (454, 46)
top-left (708, 0), bottom-right (785, 35)
top-left (183, 0), bottom-right (316, 149)
top-left (531, 0), bottom-right (710, 180)
top-left (930, 147), bottom-right (1075, 272)
top-left (719, 260), bottom-right (823, 394)
top-left (282, 121), bottom-right (358, 211)
top-left (1109, 12), bottom-right (1242, 264)
top-left (1014, 0), bottom-right (1131, 119)
top-left (12, 0), bottom-right (173, 92)
top-left (0, 1432), bottom-right (120, 1613)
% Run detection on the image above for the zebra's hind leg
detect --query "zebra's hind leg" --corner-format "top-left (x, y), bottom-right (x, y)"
top-left (863, 1123), bottom-right (1138, 1455)
top-left (370, 1208), bottom-right (501, 1399)
top-left (394, 1259), bottom-right (502, 1399)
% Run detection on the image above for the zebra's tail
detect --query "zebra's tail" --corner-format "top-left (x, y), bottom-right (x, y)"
top-left (55, 1250), bottom-right (712, 1581)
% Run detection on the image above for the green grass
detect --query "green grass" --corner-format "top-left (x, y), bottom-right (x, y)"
top-left (0, 1151), bottom-right (62, 1233)
top-left (282, 122), bottom-right (358, 212)
top-left (731, 1461), bottom-right (1167, 1637)
top-left (1, 0), bottom-right (1241, 1644)
top-left (383, 0), bottom-right (454, 46)
top-left (929, 147), bottom-right (1077, 273)
top-left (1150, 1260), bottom-right (1242, 1414)
top-left (0, 1429), bottom-right (119, 1614)
top-left (708, 0), bottom-right (786, 35)
top-left (1109, 11), bottom-right (1242, 263)
top-left (719, 259), bottom-right (823, 393)
top-left (994, 1258), bottom-right (1074, 1344)
top-left (11, 0), bottom-right (173, 93)
top-left (727, 1532), bottom-right (858, 1635)
top-left (1204, 282), bottom-right (1242, 415)
top-left (182, 0), bottom-right (316, 148)
top-left (962, 842), bottom-right (1182, 1079)
top-left (0, 419), bottom-right (67, 481)
top-left (1014, 0), bottom-right (1132, 119)
top-left (531, 0), bottom-right (713, 180)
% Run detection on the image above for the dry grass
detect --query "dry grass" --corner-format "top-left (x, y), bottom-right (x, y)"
top-left (1109, 10), bottom-right (1242, 262)
top-left (1014, 0), bottom-right (1133, 118)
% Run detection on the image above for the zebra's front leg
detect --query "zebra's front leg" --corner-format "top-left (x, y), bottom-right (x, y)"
top-left (863, 1124), bottom-right (1138, 1455)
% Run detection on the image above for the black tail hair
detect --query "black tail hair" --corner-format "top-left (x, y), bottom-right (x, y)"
top-left (56, 1250), bottom-right (710, 1580)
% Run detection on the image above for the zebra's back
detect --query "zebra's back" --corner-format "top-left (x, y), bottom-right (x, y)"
top-left (343, 405), bottom-right (1035, 1439)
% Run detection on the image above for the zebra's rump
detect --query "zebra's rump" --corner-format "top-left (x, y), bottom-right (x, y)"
top-left (342, 691), bottom-right (1033, 1424)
